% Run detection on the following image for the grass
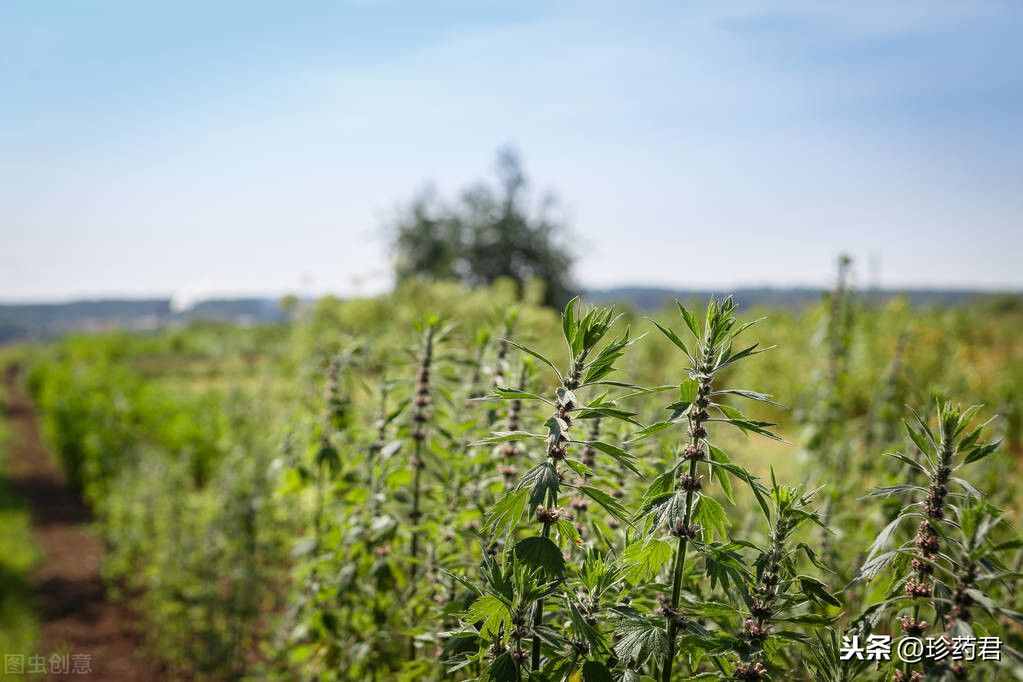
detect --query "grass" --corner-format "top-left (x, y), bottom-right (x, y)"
top-left (0, 379), bottom-right (41, 680)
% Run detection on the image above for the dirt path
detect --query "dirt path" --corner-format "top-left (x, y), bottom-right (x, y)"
top-left (3, 367), bottom-right (164, 681)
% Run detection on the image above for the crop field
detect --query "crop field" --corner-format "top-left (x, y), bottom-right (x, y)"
top-left (5, 279), bottom-right (1023, 681)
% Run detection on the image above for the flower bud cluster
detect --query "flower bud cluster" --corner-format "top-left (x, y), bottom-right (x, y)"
top-left (411, 333), bottom-right (434, 443)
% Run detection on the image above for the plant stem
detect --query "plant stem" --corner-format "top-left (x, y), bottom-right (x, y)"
top-left (528, 351), bottom-right (585, 672)
top-left (531, 520), bottom-right (552, 670)
top-left (663, 349), bottom-right (713, 682)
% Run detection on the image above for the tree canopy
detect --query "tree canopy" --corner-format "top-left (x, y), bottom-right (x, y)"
top-left (389, 148), bottom-right (575, 308)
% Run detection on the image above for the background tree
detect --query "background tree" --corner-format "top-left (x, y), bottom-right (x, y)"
top-left (389, 147), bottom-right (576, 308)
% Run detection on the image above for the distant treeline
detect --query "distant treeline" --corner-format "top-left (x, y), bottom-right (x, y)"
top-left (0, 297), bottom-right (284, 343)
top-left (1, 287), bottom-right (1018, 342)
top-left (586, 286), bottom-right (1021, 311)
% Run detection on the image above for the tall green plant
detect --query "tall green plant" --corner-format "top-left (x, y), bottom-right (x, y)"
top-left (645, 297), bottom-right (779, 681)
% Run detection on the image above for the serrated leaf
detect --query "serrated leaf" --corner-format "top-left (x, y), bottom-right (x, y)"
top-left (485, 489), bottom-right (530, 537)
top-left (466, 594), bottom-right (512, 638)
top-left (514, 536), bottom-right (566, 578)
top-left (585, 440), bottom-right (641, 476)
top-left (613, 617), bottom-right (667, 668)
top-left (712, 416), bottom-right (782, 442)
top-left (905, 421), bottom-right (933, 458)
top-left (519, 461), bottom-right (560, 509)
top-left (557, 518), bottom-right (583, 548)
top-left (862, 484), bottom-right (924, 499)
top-left (580, 485), bottom-right (632, 524)
top-left (857, 551), bottom-right (898, 582)
top-left (694, 495), bottom-right (730, 542)
top-left (621, 538), bottom-right (673, 584)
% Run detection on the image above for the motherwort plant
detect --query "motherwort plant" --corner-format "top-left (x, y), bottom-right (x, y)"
top-left (408, 316), bottom-right (451, 578)
top-left (463, 299), bottom-right (642, 677)
top-left (858, 400), bottom-right (1005, 680)
top-left (729, 481), bottom-right (837, 680)
top-left (642, 297), bottom-right (781, 682)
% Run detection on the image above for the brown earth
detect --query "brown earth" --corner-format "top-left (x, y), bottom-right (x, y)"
top-left (3, 366), bottom-right (166, 681)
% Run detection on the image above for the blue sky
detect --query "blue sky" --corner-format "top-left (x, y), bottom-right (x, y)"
top-left (3, 1), bottom-right (1021, 301)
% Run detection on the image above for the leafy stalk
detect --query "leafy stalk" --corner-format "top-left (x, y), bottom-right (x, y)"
top-left (648, 297), bottom-right (776, 682)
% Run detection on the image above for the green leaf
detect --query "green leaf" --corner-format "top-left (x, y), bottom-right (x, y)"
top-left (472, 430), bottom-right (546, 447)
top-left (963, 440), bottom-right (1000, 465)
top-left (485, 489), bottom-right (530, 538)
top-left (627, 421), bottom-right (672, 442)
top-left (503, 338), bottom-right (563, 383)
top-left (584, 440), bottom-right (641, 477)
top-left (883, 450), bottom-right (928, 475)
top-left (678, 379), bottom-right (698, 405)
top-left (519, 461), bottom-right (560, 510)
top-left (621, 538), bottom-right (673, 584)
top-left (712, 416), bottom-right (782, 442)
top-left (487, 652), bottom-right (517, 681)
top-left (951, 477), bottom-right (983, 499)
top-left (316, 444), bottom-right (340, 473)
top-left (905, 421), bottom-right (933, 458)
top-left (490, 387), bottom-right (552, 403)
top-left (613, 617), bottom-right (666, 669)
top-left (675, 300), bottom-right (701, 339)
top-left (711, 389), bottom-right (782, 407)
top-left (466, 594), bottom-right (512, 638)
top-left (856, 551), bottom-right (898, 582)
top-left (580, 485), bottom-right (632, 524)
top-left (694, 495), bottom-right (730, 542)
top-left (866, 514), bottom-right (908, 561)
top-left (796, 542), bottom-right (832, 573)
top-left (716, 342), bottom-right (773, 371)
top-left (640, 466), bottom-right (677, 507)
top-left (575, 405), bottom-right (640, 425)
top-left (582, 330), bottom-right (634, 384)
top-left (798, 575), bottom-right (841, 607)
top-left (514, 536), bottom-right (566, 578)
top-left (557, 518), bottom-right (583, 548)
top-left (706, 444), bottom-right (734, 504)
top-left (649, 319), bottom-right (695, 363)
top-left (862, 485), bottom-right (925, 499)
top-left (563, 296), bottom-right (579, 352)
top-left (706, 448), bottom-right (770, 520)
top-left (546, 416), bottom-right (569, 444)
